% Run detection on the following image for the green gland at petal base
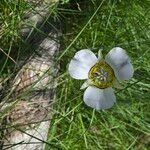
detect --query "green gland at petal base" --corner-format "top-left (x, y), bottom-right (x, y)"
top-left (88, 60), bottom-right (116, 89)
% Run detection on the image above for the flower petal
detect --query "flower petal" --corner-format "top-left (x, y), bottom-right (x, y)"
top-left (83, 86), bottom-right (116, 110)
top-left (68, 49), bottom-right (98, 79)
top-left (105, 47), bottom-right (134, 80)
top-left (116, 62), bottom-right (134, 80)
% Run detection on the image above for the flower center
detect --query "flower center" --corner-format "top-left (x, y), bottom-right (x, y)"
top-left (88, 60), bottom-right (115, 89)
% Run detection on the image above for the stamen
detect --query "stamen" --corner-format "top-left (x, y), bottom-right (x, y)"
top-left (88, 60), bottom-right (115, 89)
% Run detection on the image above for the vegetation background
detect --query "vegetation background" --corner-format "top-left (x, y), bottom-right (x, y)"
top-left (0, 0), bottom-right (150, 149)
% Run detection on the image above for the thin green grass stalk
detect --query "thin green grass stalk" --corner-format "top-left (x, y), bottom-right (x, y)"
top-left (57, 0), bottom-right (105, 60)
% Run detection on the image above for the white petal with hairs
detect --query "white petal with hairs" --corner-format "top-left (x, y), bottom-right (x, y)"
top-left (105, 47), bottom-right (134, 80)
top-left (83, 86), bottom-right (116, 110)
top-left (68, 49), bottom-right (98, 79)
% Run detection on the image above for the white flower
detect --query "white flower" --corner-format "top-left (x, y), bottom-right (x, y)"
top-left (68, 47), bottom-right (134, 110)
